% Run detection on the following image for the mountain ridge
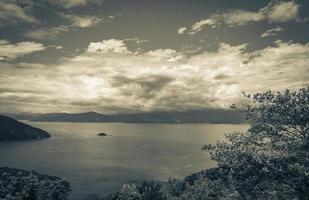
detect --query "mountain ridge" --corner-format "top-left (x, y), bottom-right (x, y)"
top-left (7, 109), bottom-right (246, 124)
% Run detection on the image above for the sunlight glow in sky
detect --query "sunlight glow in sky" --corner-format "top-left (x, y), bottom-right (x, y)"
top-left (0, 0), bottom-right (308, 113)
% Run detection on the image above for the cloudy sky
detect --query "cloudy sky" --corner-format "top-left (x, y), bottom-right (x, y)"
top-left (0, 0), bottom-right (308, 114)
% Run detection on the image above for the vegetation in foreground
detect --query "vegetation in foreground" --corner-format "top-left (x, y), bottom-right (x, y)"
top-left (0, 88), bottom-right (308, 199)
top-left (0, 167), bottom-right (70, 200)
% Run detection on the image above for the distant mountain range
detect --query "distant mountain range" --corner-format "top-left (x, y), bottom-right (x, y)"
top-left (6, 109), bottom-right (246, 124)
top-left (0, 115), bottom-right (50, 141)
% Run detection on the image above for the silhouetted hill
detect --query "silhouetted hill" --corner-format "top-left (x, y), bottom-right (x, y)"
top-left (0, 115), bottom-right (51, 141)
top-left (29, 109), bottom-right (245, 124)
top-left (31, 111), bottom-right (113, 122)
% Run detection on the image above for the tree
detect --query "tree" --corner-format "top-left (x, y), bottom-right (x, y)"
top-left (203, 87), bottom-right (309, 199)
top-left (100, 181), bottom-right (165, 200)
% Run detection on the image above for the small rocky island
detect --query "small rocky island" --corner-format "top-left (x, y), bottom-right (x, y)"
top-left (98, 132), bottom-right (108, 136)
top-left (0, 115), bottom-right (51, 141)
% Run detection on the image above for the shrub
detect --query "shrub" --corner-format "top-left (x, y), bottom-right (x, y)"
top-left (0, 167), bottom-right (70, 200)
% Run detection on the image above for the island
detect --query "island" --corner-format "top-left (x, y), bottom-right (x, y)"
top-left (98, 132), bottom-right (108, 136)
top-left (0, 115), bottom-right (51, 141)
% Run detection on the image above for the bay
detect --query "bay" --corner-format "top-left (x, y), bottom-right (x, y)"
top-left (0, 122), bottom-right (248, 199)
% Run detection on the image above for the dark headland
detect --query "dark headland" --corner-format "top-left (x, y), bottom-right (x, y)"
top-left (0, 115), bottom-right (51, 141)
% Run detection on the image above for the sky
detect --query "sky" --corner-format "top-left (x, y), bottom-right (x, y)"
top-left (0, 0), bottom-right (308, 114)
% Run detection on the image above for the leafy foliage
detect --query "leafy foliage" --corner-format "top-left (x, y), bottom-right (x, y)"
top-left (0, 167), bottom-right (70, 200)
top-left (98, 181), bottom-right (165, 200)
top-left (203, 87), bottom-right (309, 199)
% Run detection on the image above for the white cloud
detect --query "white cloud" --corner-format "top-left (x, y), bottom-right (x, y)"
top-left (177, 27), bottom-right (187, 34)
top-left (49, 0), bottom-right (104, 9)
top-left (61, 13), bottom-right (103, 28)
top-left (87, 39), bottom-right (131, 54)
top-left (24, 13), bottom-right (112, 40)
top-left (263, 1), bottom-right (299, 22)
top-left (185, 1), bottom-right (301, 34)
top-left (217, 10), bottom-right (265, 26)
top-left (0, 2), bottom-right (38, 25)
top-left (56, 45), bottom-right (64, 50)
top-left (50, 0), bottom-right (88, 9)
top-left (124, 38), bottom-right (148, 44)
top-left (0, 39), bottom-right (308, 113)
top-left (0, 40), bottom-right (46, 60)
top-left (261, 26), bottom-right (283, 37)
top-left (24, 25), bottom-right (70, 40)
top-left (146, 49), bottom-right (184, 62)
top-left (189, 19), bottom-right (217, 34)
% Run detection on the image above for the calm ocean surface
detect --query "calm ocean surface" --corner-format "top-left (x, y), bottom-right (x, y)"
top-left (0, 122), bottom-right (248, 199)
